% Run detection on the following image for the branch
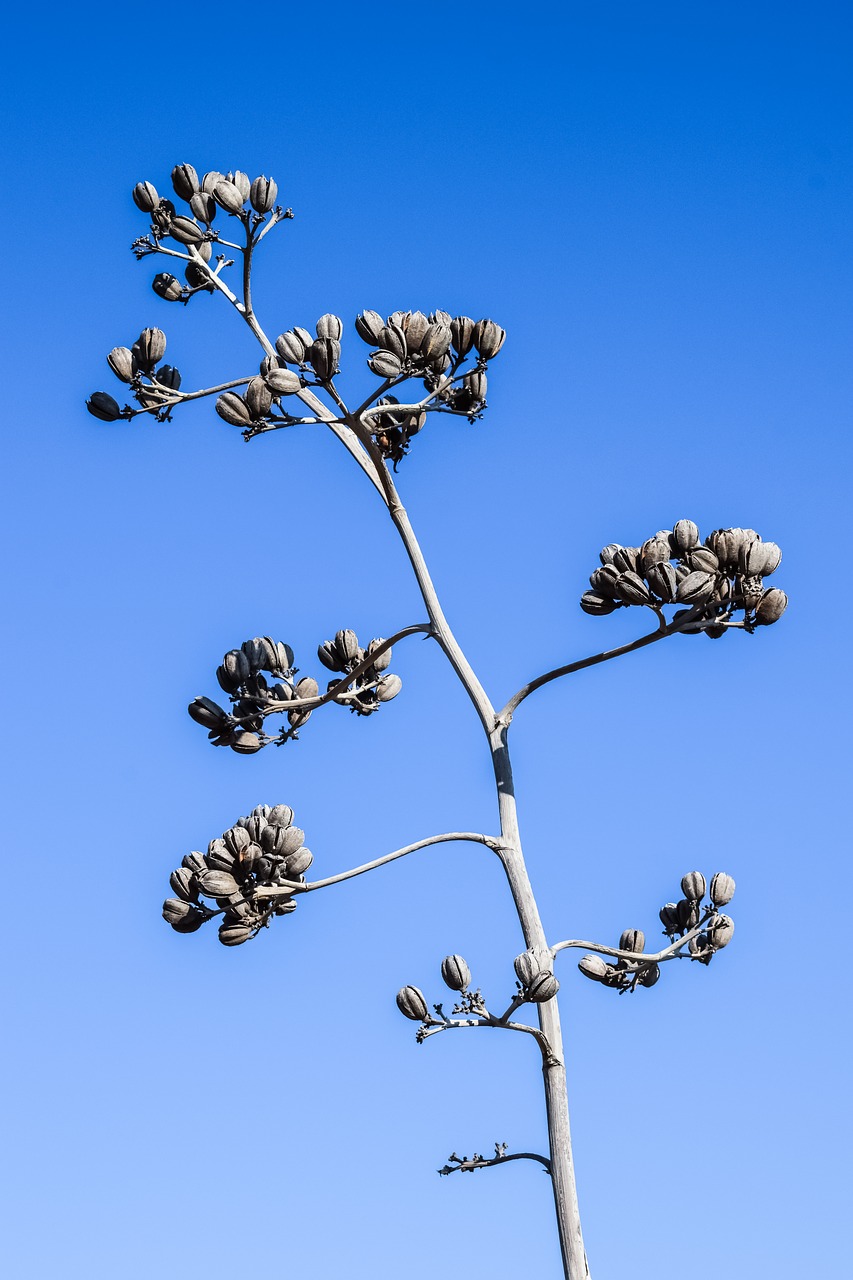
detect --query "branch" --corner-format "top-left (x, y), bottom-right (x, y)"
top-left (252, 831), bottom-right (501, 899)
top-left (418, 1004), bottom-right (560, 1067)
top-left (439, 1147), bottom-right (551, 1177)
top-left (551, 913), bottom-right (714, 966)
top-left (496, 606), bottom-right (705, 725)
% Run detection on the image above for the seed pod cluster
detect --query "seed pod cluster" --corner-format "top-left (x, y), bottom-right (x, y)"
top-left (316, 629), bottom-right (403, 717)
top-left (188, 636), bottom-right (320, 752)
top-left (88, 329), bottom-right (186, 424)
top-left (162, 803), bottom-right (311, 946)
top-left (580, 520), bottom-right (787, 635)
top-left (513, 949), bottom-right (560, 1002)
top-left (658, 870), bottom-right (737, 967)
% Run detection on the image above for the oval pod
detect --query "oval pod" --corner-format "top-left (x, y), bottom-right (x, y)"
top-left (578, 954), bottom-right (609, 982)
top-left (710, 872), bottom-right (736, 907)
top-left (396, 986), bottom-right (428, 1021)
top-left (681, 871), bottom-right (707, 902)
top-left (638, 963), bottom-right (661, 987)
top-left (219, 922), bottom-right (253, 946)
top-left (709, 915), bottom-right (735, 949)
top-left (619, 929), bottom-right (645, 953)
top-left (440, 955), bottom-right (471, 991)
top-left (527, 971), bottom-right (559, 1002)
top-left (514, 948), bottom-right (549, 986)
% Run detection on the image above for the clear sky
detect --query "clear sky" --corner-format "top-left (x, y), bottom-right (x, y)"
top-left (2, 2), bottom-right (851, 1276)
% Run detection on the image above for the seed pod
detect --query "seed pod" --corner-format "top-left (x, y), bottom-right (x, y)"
top-left (155, 365), bottom-right (181, 391)
top-left (755, 588), bottom-right (788, 625)
top-left (317, 640), bottom-right (343, 671)
top-left (187, 696), bottom-right (229, 729)
top-left (245, 376), bottom-right (273, 420)
top-left (580, 591), bottom-right (619, 616)
top-left (171, 163), bottom-right (199, 201)
top-left (710, 872), bottom-right (736, 907)
top-left (87, 392), bottom-right (123, 422)
top-left (640, 537), bottom-right (671, 572)
top-left (527, 971), bottom-right (559, 1002)
top-left (612, 546), bottom-right (641, 575)
top-left (238, 842), bottom-right (261, 875)
top-left (170, 910), bottom-right (207, 934)
top-left (708, 914), bottom-right (735, 949)
top-left (672, 519), bottom-right (700, 553)
top-left (421, 323), bottom-right (452, 362)
top-left (402, 311), bottom-right (430, 353)
top-left (189, 191), bottom-right (216, 224)
top-left (685, 546), bottom-right (719, 574)
top-left (250, 175), bottom-right (278, 212)
top-left (738, 539), bottom-right (768, 576)
top-left (224, 826), bottom-right (251, 857)
top-left (270, 641), bottom-right (294, 673)
top-left (368, 350), bottom-right (403, 379)
top-left (646, 560), bottom-right (678, 602)
top-left (367, 638), bottom-right (392, 672)
top-left (333, 629), bottom-right (360, 666)
top-left (268, 804), bottom-right (294, 828)
top-left (638, 963), bottom-right (660, 988)
top-left (472, 318), bottom-right (506, 359)
top-left (213, 179), bottom-right (245, 213)
top-left (377, 674), bottom-right (402, 702)
top-left (308, 337), bottom-right (340, 380)
top-left (463, 370), bottom-right (487, 401)
top-left (688, 933), bottom-right (712, 961)
top-left (588, 565), bottom-right (620, 599)
top-left (182, 851), bottom-right (206, 874)
top-left (681, 871), bottom-right (706, 902)
top-left (264, 825), bottom-right (305, 858)
top-left (619, 929), bottom-right (645, 953)
top-left (219, 922), bottom-right (254, 946)
top-left (230, 731), bottom-right (263, 754)
top-left (440, 954), bottom-right (471, 991)
top-left (265, 367), bottom-right (301, 396)
top-left (168, 216), bottom-right (204, 245)
top-left (107, 346), bottom-right (136, 383)
top-left (676, 898), bottom-right (701, 931)
top-left (133, 327), bottom-right (167, 370)
top-left (275, 330), bottom-right (306, 365)
top-left (162, 896), bottom-right (194, 925)
top-left (615, 571), bottom-right (652, 605)
top-left (599, 543), bottom-right (622, 566)
top-left (133, 180), bottom-right (160, 212)
top-left (316, 313), bottom-right (344, 340)
top-left (355, 310), bottom-right (385, 344)
top-left (151, 272), bottom-right (183, 302)
top-left (219, 648), bottom-right (251, 690)
top-left (758, 542), bottom-right (782, 576)
top-left (201, 170), bottom-right (224, 194)
top-left (284, 847), bottom-right (314, 878)
top-left (206, 839), bottom-right (235, 872)
top-left (198, 869), bottom-right (240, 898)
top-left (185, 261), bottom-right (213, 290)
top-left (514, 948), bottom-right (551, 986)
top-left (578, 954), bottom-right (609, 982)
top-left (396, 985), bottom-right (429, 1021)
top-left (292, 678), bottom-right (317, 704)
top-left (659, 903), bottom-right (680, 933)
top-left (676, 571), bottom-right (716, 604)
top-left (450, 315), bottom-right (475, 356)
top-left (377, 324), bottom-right (407, 361)
top-left (170, 867), bottom-right (198, 903)
top-left (215, 392), bottom-right (252, 426)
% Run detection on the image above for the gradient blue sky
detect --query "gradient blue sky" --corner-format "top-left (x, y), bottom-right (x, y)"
top-left (2, 3), bottom-right (851, 1276)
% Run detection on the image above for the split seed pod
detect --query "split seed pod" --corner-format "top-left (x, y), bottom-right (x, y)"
top-left (440, 955), bottom-right (471, 991)
top-left (578, 954), bottom-right (609, 982)
top-left (396, 986), bottom-right (428, 1021)
top-left (710, 872), bottom-right (736, 907)
top-left (619, 929), bottom-right (645, 953)
top-left (681, 871), bottom-right (707, 902)
top-left (526, 971), bottom-right (559, 1002)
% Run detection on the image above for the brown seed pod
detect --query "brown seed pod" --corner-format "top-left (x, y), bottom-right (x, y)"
top-left (198, 869), bottom-right (240, 898)
top-left (646, 560), bottom-right (678, 602)
top-left (659, 903), bottom-right (680, 933)
top-left (284, 847), bottom-right (314, 878)
top-left (450, 315), bottom-right (475, 356)
top-left (168, 216), bottom-right (204, 245)
top-left (527, 971), bottom-right (559, 1002)
top-left (396, 985), bottom-right (429, 1021)
top-left (107, 347), bottom-right (136, 383)
top-left (265, 368), bottom-right (301, 396)
top-left (440, 955), bottom-right (471, 991)
top-left (612, 546), bottom-right (642, 575)
top-left (162, 897), bottom-right (194, 925)
top-left (513, 948), bottom-right (550, 986)
top-left (368, 350), bottom-right (403, 379)
top-left (170, 868), bottom-right (198, 903)
top-left (403, 311), bottom-right (430, 353)
top-left (152, 273), bottom-right (183, 301)
top-left (578, 954), bottom-right (609, 982)
top-left (250, 175), bottom-right (278, 213)
top-left (710, 872), bottom-right (736, 907)
top-left (421, 323), bottom-right (452, 362)
top-left (755, 588), bottom-right (788, 625)
top-left (134, 327), bottom-right (167, 369)
top-left (219, 922), bottom-right (254, 946)
top-left (132, 180), bottom-right (159, 212)
top-left (377, 674), bottom-right (402, 702)
top-left (276, 330), bottom-right (308, 363)
top-left (672, 519), bottom-right (700, 553)
top-left (681, 871), bottom-right (706, 902)
top-left (245, 376), bottom-right (273, 420)
top-left (268, 804), bottom-right (295, 828)
top-left (187, 696), bottom-right (230, 730)
top-left (589, 565), bottom-right (622, 598)
top-left (213, 179), bottom-right (245, 213)
top-left (708, 914), bottom-right (735, 949)
top-left (472, 318), bottom-right (506, 359)
top-left (215, 392), bottom-right (252, 426)
top-left (355, 310), bottom-right (385, 344)
top-left (638, 963), bottom-right (660, 987)
top-left (685, 546), bottom-right (719, 574)
top-left (230, 731), bottom-right (263, 754)
top-left (619, 929), bottom-right (645, 953)
top-left (615, 571), bottom-right (652, 605)
top-left (580, 591), bottom-right (620, 616)
top-left (676, 571), bottom-right (716, 604)
top-left (308, 337), bottom-right (340, 380)
top-left (189, 192), bottom-right (216, 224)
top-left (676, 898), bottom-right (701, 931)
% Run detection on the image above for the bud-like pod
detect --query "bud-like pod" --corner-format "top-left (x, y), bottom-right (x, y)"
top-left (638, 963), bottom-right (660, 987)
top-left (250, 175), bottom-right (278, 213)
top-left (527, 971), bottom-right (559, 1002)
top-left (402, 311), bottom-right (430, 353)
top-left (201, 171), bottom-right (224, 194)
top-left (275, 330), bottom-right (308, 364)
top-left (170, 867), bottom-right (198, 903)
top-left (710, 872), bottom-right (736, 907)
top-left (472, 318), bottom-right (506, 359)
top-left (755, 588), bottom-right (788, 625)
top-left (213, 179), bottom-right (245, 213)
top-left (599, 543), bottom-right (622, 566)
top-left (612, 547), bottom-right (641, 575)
top-left (334, 629), bottom-right (360, 666)
top-left (168, 216), bottom-right (204, 245)
top-left (685, 546), bottom-right (719, 574)
top-left (646, 560), bottom-right (678, 602)
top-left (463, 370), bottom-right (487, 401)
top-left (580, 592), bottom-right (620, 616)
top-left (377, 674), bottom-right (402, 702)
top-left (224, 826), bottom-right (251, 857)
top-left (182, 851), bottom-right (206, 874)
top-left (708, 914), bottom-right (735, 949)
top-left (198, 869), bottom-right (240, 898)
top-left (615, 571), bottom-right (652, 605)
top-left (619, 929), bottom-right (645, 953)
top-left (578, 954), bottom-right (609, 982)
top-left (245, 376), bottom-right (273, 420)
top-left (421, 323), bottom-right (452, 362)
top-left (317, 640), bottom-right (343, 671)
top-left (265, 367), bottom-right (302, 396)
top-left (659, 903), bottom-right (680, 933)
top-left (738, 539), bottom-right (768, 577)
top-left (87, 392), bottom-right (123, 422)
top-left (377, 323), bottom-right (407, 361)
top-left (205, 839), bottom-right (235, 872)
top-left (190, 192), bottom-right (216, 224)
top-left (215, 392), bottom-right (252, 426)
top-left (676, 898), bottom-right (701, 931)
top-left (316, 313), bottom-right (344, 340)
top-left (308, 337), bottom-right (340, 380)
top-left (355, 310), bottom-right (385, 344)
top-left (589, 565), bottom-right (621, 599)
top-left (219, 648), bottom-right (251, 690)
top-left (450, 315), bottom-right (475, 356)
top-left (672, 519), bottom-right (700, 553)
top-left (514, 948), bottom-right (550, 986)
top-left (284, 847), bottom-right (314, 878)
top-left (681, 871), bottom-right (706, 901)
top-left (134, 328), bottom-right (167, 370)
top-left (368, 350), bottom-right (403, 379)
top-left (268, 804), bottom-right (294, 828)
top-left (187, 696), bottom-right (230, 729)
top-left (132, 180), bottom-right (159, 212)
top-left (163, 897), bottom-right (194, 925)
top-left (230, 731), bottom-right (263, 754)
top-left (262, 824), bottom-right (305, 858)
top-left (396, 985), bottom-right (429, 1021)
top-left (226, 170), bottom-right (250, 200)
top-left (107, 347), bottom-right (136, 383)
top-left (367, 638), bottom-right (392, 672)
top-left (219, 922), bottom-right (254, 946)
top-left (171, 163), bottom-right (199, 201)
top-left (676, 571), bottom-right (716, 604)
top-left (757, 541), bottom-right (782, 576)
top-left (640, 537), bottom-right (671, 572)
top-left (440, 955), bottom-right (471, 991)
top-left (152, 272), bottom-right (183, 301)
top-left (156, 365), bottom-right (181, 391)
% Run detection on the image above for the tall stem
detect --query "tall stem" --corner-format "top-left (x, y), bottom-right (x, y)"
top-left (385, 483), bottom-right (589, 1279)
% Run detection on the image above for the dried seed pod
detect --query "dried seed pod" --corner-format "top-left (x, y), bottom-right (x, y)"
top-left (378, 324), bottom-right (407, 360)
top-left (205, 839), bottom-right (234, 872)
top-left (708, 914), bottom-right (735, 948)
top-left (250, 175), bottom-right (278, 213)
top-left (671, 607), bottom-right (704, 634)
top-left (334, 629), bottom-right (360, 665)
top-left (316, 313), bottom-right (344, 340)
top-left (681, 871), bottom-right (706, 902)
top-left (187, 696), bottom-right (230, 730)
top-left (317, 640), bottom-right (343, 671)
top-left (527, 971), bottom-right (559, 1002)
top-left (638, 963), bottom-right (660, 987)
top-left (676, 570), bottom-right (716, 604)
top-left (218, 648), bottom-right (251, 690)
top-left (295, 677), bottom-right (319, 701)
top-left (230, 731), bottom-right (263, 754)
top-left (265, 368), bottom-right (302, 396)
top-left (276, 330), bottom-right (308, 364)
top-left (268, 804), bottom-right (294, 828)
top-left (87, 392), bottom-right (123, 422)
top-left (224, 826), bottom-right (251, 857)
top-left (646, 560), bottom-right (678, 602)
top-left (612, 546), bottom-right (641, 575)
top-left (133, 180), bottom-right (160, 212)
top-left (367, 638), bottom-right (392, 672)
top-left (245, 376), bottom-right (273, 420)
top-left (396, 986), bottom-right (429, 1021)
top-left (190, 192), bottom-right (216, 224)
top-left (213, 179), bottom-right (245, 213)
top-left (463, 369), bottom-right (487, 401)
top-left (170, 867), bottom-right (198, 903)
top-left (155, 365), bottom-right (181, 391)
top-left (227, 170), bottom-right (251, 200)
top-left (676, 898), bottom-right (701, 931)
top-left (599, 543), bottom-right (623, 566)
top-left (134, 327), bottom-right (167, 370)
top-left (615, 571), bottom-right (652, 605)
top-left (659, 903), bottom-right (680, 933)
top-left (738, 539), bottom-right (769, 576)
top-left (688, 933), bottom-right (712, 961)
top-left (619, 929), bottom-right (645, 953)
top-left (578, 954), bottom-right (609, 982)
top-left (589, 565), bottom-right (621, 598)
top-left (421, 323), bottom-right (452, 362)
top-left (308, 337), bottom-right (340, 380)
top-left (368, 350), bottom-right (403, 379)
top-left (733, 573), bottom-right (764, 610)
top-left (215, 392), bottom-right (252, 426)
top-left (755, 588), bottom-right (788, 625)
top-left (403, 311), bottom-right (430, 353)
top-left (672, 519), bottom-right (700, 553)
top-left (710, 872), bottom-right (736, 907)
top-left (219, 922), bottom-right (254, 946)
top-left (151, 272), bottom-right (183, 302)
top-left (201, 170), bottom-right (224, 194)
top-left (198, 869), bottom-right (240, 898)
top-left (107, 346), bottom-right (136, 383)
top-left (182, 851), bottom-right (206, 874)
top-left (377, 674), bottom-right (402, 702)
top-left (284, 847), bottom-right (314, 878)
top-left (440, 955), bottom-right (471, 991)
top-left (168, 216), bottom-right (204, 245)
top-left (685, 546), bottom-right (719, 574)
top-left (162, 897), bottom-right (194, 925)
top-left (264, 825), bottom-right (305, 858)
top-left (171, 163), bottom-right (199, 201)
top-left (514, 948), bottom-right (550, 986)
top-left (758, 541), bottom-right (782, 576)
top-left (355, 310), bottom-right (385, 344)
top-left (580, 591), bottom-right (620, 616)
top-left (640, 537), bottom-right (671, 572)
top-left (472, 318), bottom-right (506, 359)
top-left (450, 315), bottom-right (475, 356)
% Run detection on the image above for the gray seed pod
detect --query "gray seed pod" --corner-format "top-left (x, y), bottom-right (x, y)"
top-left (168, 216), bottom-right (204, 245)
top-left (230, 731), bottom-right (263, 754)
top-left (450, 315), bottom-right (475, 356)
top-left (318, 640), bottom-right (344, 671)
top-left (284, 847), bottom-right (314, 878)
top-left (676, 898), bottom-right (701, 931)
top-left (676, 571), bottom-right (716, 604)
top-left (738, 539), bottom-right (768, 576)
top-left (133, 180), bottom-right (159, 212)
top-left (578, 954), bottom-right (609, 982)
top-left (421, 323), bottom-right (452, 362)
top-left (472, 318), bottom-right (506, 359)
top-left (638, 963), bottom-right (660, 988)
top-left (377, 674), bottom-right (402, 702)
top-left (646, 560), bottom-right (678, 602)
top-left (107, 346), bottom-right (136, 383)
top-left (198, 869), bottom-right (240, 898)
top-left (171, 163), bottom-right (199, 201)
top-left (205, 840), bottom-right (235, 872)
top-left (355, 310), bottom-right (385, 344)
top-left (155, 365), bottom-right (181, 391)
top-left (589, 565), bottom-right (622, 598)
top-left (295, 676), bottom-right (319, 700)
top-left (396, 986), bottom-right (429, 1021)
top-left (190, 192), bottom-right (216, 224)
top-left (220, 648), bottom-right (251, 688)
top-left (685, 546), bottom-right (719, 574)
top-left (215, 392), bottom-right (252, 426)
top-left (463, 369), bottom-right (488, 401)
top-left (659, 903), bottom-right (680, 933)
top-left (710, 872), bottom-right (736, 907)
top-left (268, 804), bottom-right (294, 828)
top-left (250, 175), bottom-right (278, 213)
top-left (440, 954), bottom-right (471, 991)
top-left (369, 350), bottom-right (403, 379)
top-left (276, 330), bottom-right (309, 364)
top-left (182, 851), bottom-right (206, 874)
top-left (615, 571), bottom-right (652, 605)
top-left (599, 543), bottom-right (623, 566)
top-left (429, 309), bottom-right (453, 326)
top-left (316, 313), bottom-right (344, 340)
top-left (580, 592), bottom-right (620, 616)
top-left (265, 368), bottom-right (301, 396)
top-left (681, 871), bottom-right (706, 902)
top-left (514, 948), bottom-right (551, 986)
top-left (758, 541), bottom-right (782, 575)
top-left (619, 929), bottom-right (645, 953)
top-left (378, 324), bottom-right (407, 360)
top-left (403, 311), bottom-right (430, 353)
top-left (708, 914), bottom-right (735, 949)
top-left (640, 537), bottom-right (671, 572)
top-left (527, 971), bottom-right (559, 1002)
top-left (227, 170), bottom-right (251, 200)
top-left (170, 867), bottom-right (198, 903)
top-left (201, 171), bottom-right (224, 194)
top-left (672, 519), bottom-right (700, 552)
top-left (755, 588), bottom-right (788, 625)
top-left (162, 897), bottom-right (194, 925)
top-left (134, 327), bottom-right (167, 368)
top-left (245, 376), bottom-right (273, 420)
top-left (187, 696), bottom-right (229, 730)
top-left (87, 392), bottom-right (123, 422)
top-left (366, 638), bottom-right (392, 672)
top-left (224, 825), bottom-right (251, 857)
top-left (308, 338), bottom-right (340, 380)
top-left (170, 909), bottom-right (207, 934)
top-left (334, 629), bottom-right (360, 665)
top-left (219, 922), bottom-right (254, 947)
top-left (612, 546), bottom-right (641, 575)
top-left (213, 179), bottom-right (245, 213)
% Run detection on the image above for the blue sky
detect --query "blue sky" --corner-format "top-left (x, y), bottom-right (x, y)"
top-left (2, 3), bottom-right (851, 1276)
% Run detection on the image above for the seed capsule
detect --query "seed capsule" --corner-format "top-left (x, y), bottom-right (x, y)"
top-left (396, 986), bottom-right (429, 1021)
top-left (224, 826), bottom-right (251, 857)
top-left (377, 674), bottom-right (402, 702)
top-left (190, 192), bottom-right (216, 224)
top-left (156, 365), bottom-right (181, 390)
top-left (316, 313), bottom-right (344, 340)
top-left (368, 350), bottom-right (403, 378)
top-left (612, 547), bottom-right (641, 575)
top-left (641, 537), bottom-right (671, 572)
top-left (421, 323), bottom-right (452, 362)
top-left (463, 370), bottom-right (487, 401)
top-left (710, 872), bottom-right (736, 907)
top-left (219, 922), bottom-right (253, 946)
top-left (676, 571), bottom-right (716, 604)
top-left (367, 638), bottom-right (392, 672)
top-left (182, 851), bottom-right (206, 874)
top-left (755, 588), bottom-right (788, 625)
top-left (589, 565), bottom-right (621, 598)
top-left (676, 898), bottom-right (701, 931)
top-left (215, 392), bottom-right (252, 426)
top-left (578, 954), bottom-right (609, 982)
top-left (198, 869), bottom-right (240, 898)
top-left (284, 847), bottom-right (314, 878)
top-left (334, 629), bottom-right (360, 665)
top-left (213, 179), bottom-right (245, 213)
top-left (317, 640), bottom-right (343, 671)
top-left (708, 915), bottom-right (735, 949)
top-left (646, 560), bottom-right (677, 602)
top-left (152, 273), bottom-right (183, 301)
top-left (527, 971), bottom-right (559, 1002)
top-left (619, 929), bottom-right (645, 953)
top-left (638, 963), bottom-right (660, 988)
top-left (440, 955), bottom-right (471, 991)
top-left (276, 330), bottom-right (308, 364)
top-left (171, 163), bottom-right (199, 201)
top-left (132, 180), bottom-right (159, 212)
top-left (87, 392), bottom-right (123, 422)
top-left (758, 542), bottom-right (782, 576)
top-left (187, 696), bottom-right (229, 729)
top-left (685, 546), bottom-right (719, 574)
top-left (230, 731), bottom-right (263, 754)
top-left (265, 368), bottom-right (301, 396)
top-left (672, 519), bottom-right (700, 553)
top-left (201, 171), bottom-right (224, 194)
top-left (170, 868), bottom-right (198, 903)
top-left (162, 896), bottom-right (194, 925)
top-left (308, 337), bottom-right (340, 380)
top-left (659, 903), bottom-right (680, 933)
top-left (250, 175), bottom-right (278, 212)
top-left (450, 315), bottom-right (475, 356)
top-left (134, 328), bottom-right (167, 370)
top-left (246, 376), bottom-right (273, 420)
top-left (107, 347), bottom-right (136, 383)
top-left (513, 949), bottom-right (550, 986)
top-left (580, 592), bottom-right (620, 616)
top-left (615, 571), bottom-right (652, 605)
top-left (472, 318), bottom-right (506, 359)
top-left (168, 216), bottom-right (204, 245)
top-left (739, 539), bottom-right (769, 576)
top-left (355, 310), bottom-right (385, 344)
top-left (681, 871), bottom-right (706, 901)
top-left (268, 804), bottom-right (294, 828)
top-left (599, 544), bottom-right (622, 566)
top-left (403, 311), bottom-right (430, 353)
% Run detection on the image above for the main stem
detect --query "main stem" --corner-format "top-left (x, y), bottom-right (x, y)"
top-left (387, 493), bottom-right (589, 1280)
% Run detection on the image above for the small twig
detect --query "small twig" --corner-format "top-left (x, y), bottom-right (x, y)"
top-left (439, 1149), bottom-right (552, 1177)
